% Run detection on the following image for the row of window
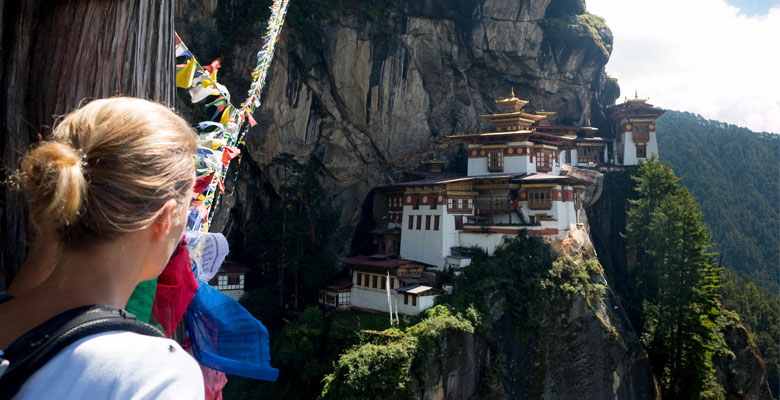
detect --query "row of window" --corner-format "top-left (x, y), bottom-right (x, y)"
top-left (447, 198), bottom-right (473, 211)
top-left (407, 215), bottom-right (440, 231)
top-left (387, 197), bottom-right (403, 210)
top-left (536, 149), bottom-right (555, 172)
top-left (528, 191), bottom-right (552, 210)
top-left (577, 146), bottom-right (603, 164)
top-left (355, 272), bottom-right (397, 290)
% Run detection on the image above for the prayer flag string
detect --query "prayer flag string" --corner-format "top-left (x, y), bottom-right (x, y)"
top-left (176, 0), bottom-right (290, 232)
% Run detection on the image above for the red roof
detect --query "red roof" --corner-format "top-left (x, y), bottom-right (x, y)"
top-left (324, 280), bottom-right (353, 291)
top-left (340, 255), bottom-right (415, 269)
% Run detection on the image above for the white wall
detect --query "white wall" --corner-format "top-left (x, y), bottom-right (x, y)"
top-left (467, 157), bottom-right (489, 176)
top-left (648, 131), bottom-right (659, 159)
top-left (351, 286), bottom-right (393, 313)
top-left (400, 204), bottom-right (449, 268)
top-left (622, 131), bottom-right (638, 165)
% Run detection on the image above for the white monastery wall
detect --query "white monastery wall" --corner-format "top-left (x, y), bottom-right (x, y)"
top-left (400, 204), bottom-right (447, 267)
top-left (351, 287), bottom-right (391, 313)
top-left (648, 131), bottom-right (659, 159)
top-left (467, 157), bottom-right (489, 176)
top-left (622, 131), bottom-right (639, 166)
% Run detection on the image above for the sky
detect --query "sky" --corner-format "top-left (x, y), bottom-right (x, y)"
top-left (586, 0), bottom-right (780, 133)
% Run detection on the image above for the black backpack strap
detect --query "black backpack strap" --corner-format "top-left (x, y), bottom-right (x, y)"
top-left (0, 305), bottom-right (164, 400)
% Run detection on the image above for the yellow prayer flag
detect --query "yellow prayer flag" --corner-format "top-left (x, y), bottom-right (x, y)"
top-left (220, 105), bottom-right (233, 125)
top-left (176, 58), bottom-right (197, 88)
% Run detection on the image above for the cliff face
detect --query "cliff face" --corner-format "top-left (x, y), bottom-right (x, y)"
top-left (174, 0), bottom-right (619, 236)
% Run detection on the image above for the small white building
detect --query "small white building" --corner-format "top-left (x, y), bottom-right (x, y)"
top-left (318, 280), bottom-right (352, 310)
top-left (342, 255), bottom-right (441, 316)
top-left (208, 264), bottom-right (249, 301)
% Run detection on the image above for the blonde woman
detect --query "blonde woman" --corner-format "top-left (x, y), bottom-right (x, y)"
top-left (0, 98), bottom-right (205, 399)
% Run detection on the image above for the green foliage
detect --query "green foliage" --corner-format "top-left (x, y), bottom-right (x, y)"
top-left (575, 13), bottom-right (613, 56)
top-left (443, 236), bottom-right (554, 333)
top-left (442, 235), bottom-right (609, 341)
top-left (244, 153), bottom-right (339, 308)
top-left (626, 158), bottom-right (723, 398)
top-left (321, 305), bottom-right (474, 399)
top-left (656, 111), bottom-right (780, 293)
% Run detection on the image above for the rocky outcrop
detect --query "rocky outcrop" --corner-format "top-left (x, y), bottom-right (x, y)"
top-left (417, 237), bottom-right (659, 400)
top-left (174, 0), bottom-right (620, 240)
top-left (713, 316), bottom-right (774, 400)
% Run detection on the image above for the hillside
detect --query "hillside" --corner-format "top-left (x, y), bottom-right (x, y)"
top-left (655, 111), bottom-right (780, 293)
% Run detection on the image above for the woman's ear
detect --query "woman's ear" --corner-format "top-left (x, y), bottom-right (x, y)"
top-left (152, 199), bottom-right (179, 240)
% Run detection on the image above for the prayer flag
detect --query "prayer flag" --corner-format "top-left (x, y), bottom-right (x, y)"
top-left (176, 57), bottom-right (197, 88)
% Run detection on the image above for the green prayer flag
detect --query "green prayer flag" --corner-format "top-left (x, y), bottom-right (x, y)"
top-left (125, 278), bottom-right (157, 323)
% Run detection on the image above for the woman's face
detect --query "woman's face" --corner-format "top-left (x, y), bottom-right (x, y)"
top-left (139, 178), bottom-right (195, 282)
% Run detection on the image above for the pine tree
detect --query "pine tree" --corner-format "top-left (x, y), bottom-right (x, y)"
top-left (641, 189), bottom-right (722, 398)
top-left (626, 159), bottom-right (722, 398)
top-left (625, 155), bottom-right (682, 304)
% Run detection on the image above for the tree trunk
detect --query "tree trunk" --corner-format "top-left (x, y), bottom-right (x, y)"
top-left (0, 0), bottom-right (176, 291)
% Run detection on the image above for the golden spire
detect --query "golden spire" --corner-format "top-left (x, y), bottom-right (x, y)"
top-left (510, 87), bottom-right (515, 98)
top-left (635, 90), bottom-right (638, 99)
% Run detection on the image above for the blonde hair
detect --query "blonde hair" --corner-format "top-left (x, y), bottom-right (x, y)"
top-left (18, 97), bottom-right (196, 247)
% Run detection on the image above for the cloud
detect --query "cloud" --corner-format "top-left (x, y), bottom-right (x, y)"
top-left (587, 0), bottom-right (780, 133)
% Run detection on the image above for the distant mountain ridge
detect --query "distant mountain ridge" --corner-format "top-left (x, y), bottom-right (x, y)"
top-left (656, 110), bottom-right (780, 293)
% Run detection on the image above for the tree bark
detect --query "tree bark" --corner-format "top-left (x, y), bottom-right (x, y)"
top-left (0, 0), bottom-right (176, 291)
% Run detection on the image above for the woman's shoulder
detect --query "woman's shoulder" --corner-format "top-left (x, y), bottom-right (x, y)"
top-left (15, 331), bottom-right (205, 400)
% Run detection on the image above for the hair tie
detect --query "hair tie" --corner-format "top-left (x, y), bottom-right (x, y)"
top-left (77, 148), bottom-right (88, 167)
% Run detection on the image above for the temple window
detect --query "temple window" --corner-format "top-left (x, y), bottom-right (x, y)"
top-left (487, 150), bottom-right (504, 172)
top-left (535, 149), bottom-right (553, 172)
top-left (434, 215), bottom-right (440, 230)
top-left (633, 124), bottom-right (650, 142)
top-left (528, 189), bottom-right (553, 210)
top-left (454, 215), bottom-right (463, 230)
top-left (357, 273), bottom-right (363, 286)
top-left (416, 215), bottom-right (422, 230)
top-left (577, 146), bottom-right (602, 164)
top-left (408, 216), bottom-right (413, 230)
top-left (425, 215), bottom-right (431, 230)
top-left (636, 145), bottom-right (647, 158)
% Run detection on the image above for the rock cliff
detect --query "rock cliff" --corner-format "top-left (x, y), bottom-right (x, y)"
top-left (174, 0), bottom-right (619, 238)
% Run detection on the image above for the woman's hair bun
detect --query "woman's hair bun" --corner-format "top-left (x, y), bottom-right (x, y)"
top-left (20, 141), bottom-right (87, 230)
top-left (17, 97), bottom-right (196, 246)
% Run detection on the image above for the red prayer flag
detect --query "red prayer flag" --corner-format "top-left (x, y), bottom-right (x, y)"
top-left (245, 110), bottom-right (258, 127)
top-left (221, 147), bottom-right (241, 166)
top-left (193, 172), bottom-right (215, 198)
top-left (203, 58), bottom-right (221, 74)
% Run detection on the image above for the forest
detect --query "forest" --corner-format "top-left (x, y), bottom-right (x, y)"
top-left (656, 111), bottom-right (779, 293)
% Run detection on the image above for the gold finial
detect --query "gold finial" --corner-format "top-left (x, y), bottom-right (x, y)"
top-left (635, 90), bottom-right (638, 99)
top-left (510, 87), bottom-right (515, 98)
